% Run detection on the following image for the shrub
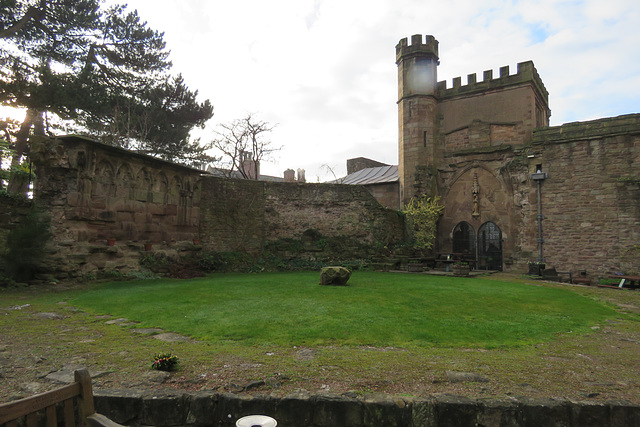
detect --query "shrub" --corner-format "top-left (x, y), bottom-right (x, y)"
top-left (402, 195), bottom-right (444, 249)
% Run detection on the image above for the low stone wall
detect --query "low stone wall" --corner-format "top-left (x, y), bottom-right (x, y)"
top-left (94, 389), bottom-right (640, 427)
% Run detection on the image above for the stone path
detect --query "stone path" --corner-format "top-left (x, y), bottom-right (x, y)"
top-left (27, 311), bottom-right (196, 387)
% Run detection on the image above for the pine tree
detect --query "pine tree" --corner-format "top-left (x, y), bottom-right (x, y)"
top-left (0, 0), bottom-right (213, 193)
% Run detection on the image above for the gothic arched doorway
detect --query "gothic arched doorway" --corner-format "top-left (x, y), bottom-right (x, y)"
top-left (452, 221), bottom-right (476, 259)
top-left (478, 222), bottom-right (502, 271)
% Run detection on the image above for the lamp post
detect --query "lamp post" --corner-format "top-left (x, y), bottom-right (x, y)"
top-left (530, 165), bottom-right (548, 263)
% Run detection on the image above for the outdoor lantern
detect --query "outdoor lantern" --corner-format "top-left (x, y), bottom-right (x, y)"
top-left (236, 415), bottom-right (277, 427)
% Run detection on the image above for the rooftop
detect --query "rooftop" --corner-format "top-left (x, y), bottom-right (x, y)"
top-left (340, 165), bottom-right (398, 185)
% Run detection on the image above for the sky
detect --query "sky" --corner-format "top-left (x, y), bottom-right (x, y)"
top-left (114, 0), bottom-right (639, 181)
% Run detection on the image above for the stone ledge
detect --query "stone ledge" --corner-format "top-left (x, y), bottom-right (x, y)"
top-left (93, 389), bottom-right (640, 427)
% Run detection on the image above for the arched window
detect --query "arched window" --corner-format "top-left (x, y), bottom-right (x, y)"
top-left (452, 221), bottom-right (476, 259)
top-left (478, 222), bottom-right (502, 271)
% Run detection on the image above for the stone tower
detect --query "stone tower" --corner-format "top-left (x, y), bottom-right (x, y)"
top-left (396, 34), bottom-right (439, 205)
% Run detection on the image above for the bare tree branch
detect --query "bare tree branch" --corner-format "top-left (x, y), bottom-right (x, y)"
top-left (211, 113), bottom-right (281, 180)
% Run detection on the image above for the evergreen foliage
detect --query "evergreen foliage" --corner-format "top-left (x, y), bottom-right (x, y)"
top-left (403, 195), bottom-right (444, 249)
top-left (0, 0), bottom-right (214, 194)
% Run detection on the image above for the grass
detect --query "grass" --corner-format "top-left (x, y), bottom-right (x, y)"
top-left (2, 271), bottom-right (640, 403)
top-left (58, 271), bottom-right (618, 349)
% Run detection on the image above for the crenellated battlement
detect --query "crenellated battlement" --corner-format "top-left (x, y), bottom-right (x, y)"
top-left (437, 61), bottom-right (548, 103)
top-left (396, 34), bottom-right (439, 64)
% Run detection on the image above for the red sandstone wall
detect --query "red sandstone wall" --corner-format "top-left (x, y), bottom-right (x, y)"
top-left (530, 132), bottom-right (640, 275)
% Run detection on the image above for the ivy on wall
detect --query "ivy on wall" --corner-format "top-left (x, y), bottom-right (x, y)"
top-left (403, 195), bottom-right (444, 249)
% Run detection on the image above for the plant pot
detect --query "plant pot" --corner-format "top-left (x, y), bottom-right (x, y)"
top-left (528, 264), bottom-right (545, 276)
top-left (107, 238), bottom-right (116, 246)
top-left (408, 263), bottom-right (424, 273)
top-left (452, 265), bottom-right (470, 277)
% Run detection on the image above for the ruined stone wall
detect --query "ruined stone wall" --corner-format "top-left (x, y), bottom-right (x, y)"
top-left (197, 178), bottom-right (405, 259)
top-left (198, 178), bottom-right (266, 253)
top-left (29, 136), bottom-right (204, 279)
top-left (177, 177), bottom-right (406, 260)
top-left (262, 182), bottom-right (404, 259)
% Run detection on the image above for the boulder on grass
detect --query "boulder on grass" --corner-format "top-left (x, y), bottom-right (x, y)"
top-left (320, 266), bottom-right (352, 286)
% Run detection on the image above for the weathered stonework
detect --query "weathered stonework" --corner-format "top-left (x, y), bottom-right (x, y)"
top-left (397, 34), bottom-right (639, 276)
top-left (20, 136), bottom-right (406, 280)
top-left (93, 389), bottom-right (640, 427)
top-left (28, 135), bottom-right (206, 278)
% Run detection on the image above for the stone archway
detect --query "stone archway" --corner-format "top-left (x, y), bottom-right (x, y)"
top-left (478, 221), bottom-right (502, 271)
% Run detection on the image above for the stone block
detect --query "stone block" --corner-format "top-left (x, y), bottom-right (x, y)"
top-left (433, 394), bottom-right (479, 426)
top-left (362, 394), bottom-right (411, 427)
top-left (411, 398), bottom-right (436, 427)
top-left (609, 400), bottom-right (640, 426)
top-left (274, 390), bottom-right (314, 426)
top-left (186, 391), bottom-right (219, 426)
top-left (94, 389), bottom-right (144, 425)
top-left (311, 393), bottom-right (363, 427)
top-left (141, 391), bottom-right (189, 426)
top-left (477, 398), bottom-right (520, 427)
top-left (214, 393), bottom-right (278, 427)
top-left (570, 400), bottom-right (610, 426)
top-left (518, 397), bottom-right (571, 427)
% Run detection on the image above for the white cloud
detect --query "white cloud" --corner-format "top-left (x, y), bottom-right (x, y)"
top-left (115, 0), bottom-right (640, 180)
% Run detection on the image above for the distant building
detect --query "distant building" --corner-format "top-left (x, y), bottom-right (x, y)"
top-left (339, 157), bottom-right (399, 209)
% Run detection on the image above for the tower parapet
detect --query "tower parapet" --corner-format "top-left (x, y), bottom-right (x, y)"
top-left (395, 34), bottom-right (439, 63)
top-left (437, 61), bottom-right (548, 105)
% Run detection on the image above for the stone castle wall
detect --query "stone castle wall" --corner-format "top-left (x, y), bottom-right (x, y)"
top-left (434, 114), bottom-right (640, 277)
top-left (19, 136), bottom-right (405, 280)
top-left (198, 178), bottom-right (405, 260)
top-left (527, 115), bottom-right (640, 275)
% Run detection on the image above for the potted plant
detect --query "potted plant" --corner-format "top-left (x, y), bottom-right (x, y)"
top-left (452, 262), bottom-right (470, 277)
top-left (528, 261), bottom-right (546, 276)
top-left (408, 260), bottom-right (424, 272)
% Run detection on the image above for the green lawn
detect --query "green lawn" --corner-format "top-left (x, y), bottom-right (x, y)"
top-left (62, 271), bottom-right (617, 349)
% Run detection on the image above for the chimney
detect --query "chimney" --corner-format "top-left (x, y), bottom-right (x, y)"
top-left (284, 169), bottom-right (296, 182)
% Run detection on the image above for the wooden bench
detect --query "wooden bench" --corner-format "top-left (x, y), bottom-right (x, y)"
top-left (606, 275), bottom-right (640, 290)
top-left (0, 369), bottom-right (123, 427)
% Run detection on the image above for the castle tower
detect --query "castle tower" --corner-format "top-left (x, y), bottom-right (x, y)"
top-left (396, 34), bottom-right (439, 205)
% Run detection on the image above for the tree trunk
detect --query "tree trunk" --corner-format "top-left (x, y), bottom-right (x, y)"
top-left (7, 109), bottom-right (39, 195)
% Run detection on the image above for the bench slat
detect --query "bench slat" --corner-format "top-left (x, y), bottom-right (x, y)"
top-left (46, 405), bottom-right (57, 427)
top-left (26, 412), bottom-right (37, 427)
top-left (63, 398), bottom-right (75, 427)
top-left (0, 383), bottom-right (81, 424)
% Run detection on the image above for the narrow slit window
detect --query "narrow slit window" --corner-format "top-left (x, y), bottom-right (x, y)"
top-left (423, 131), bottom-right (427, 147)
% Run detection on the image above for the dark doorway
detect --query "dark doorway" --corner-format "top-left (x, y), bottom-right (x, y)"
top-left (478, 222), bottom-right (503, 271)
top-left (452, 221), bottom-right (476, 260)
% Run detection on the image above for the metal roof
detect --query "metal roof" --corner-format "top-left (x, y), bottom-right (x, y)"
top-left (340, 165), bottom-right (398, 185)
